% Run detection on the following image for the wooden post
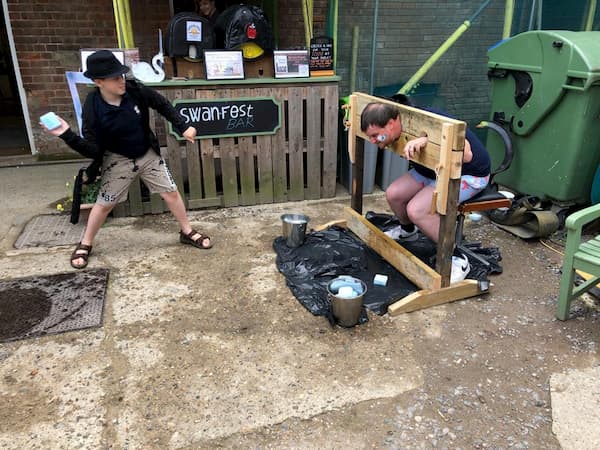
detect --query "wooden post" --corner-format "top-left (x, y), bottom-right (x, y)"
top-left (436, 122), bottom-right (460, 286)
top-left (351, 137), bottom-right (364, 214)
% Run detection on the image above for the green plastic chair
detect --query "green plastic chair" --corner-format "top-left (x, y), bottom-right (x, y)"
top-left (556, 203), bottom-right (600, 320)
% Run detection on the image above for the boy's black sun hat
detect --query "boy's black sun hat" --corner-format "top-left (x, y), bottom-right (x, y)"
top-left (84, 50), bottom-right (130, 79)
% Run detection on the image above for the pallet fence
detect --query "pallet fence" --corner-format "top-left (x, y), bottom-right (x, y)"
top-left (113, 79), bottom-right (339, 217)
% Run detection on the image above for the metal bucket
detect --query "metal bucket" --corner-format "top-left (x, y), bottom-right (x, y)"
top-left (281, 213), bottom-right (309, 248)
top-left (327, 276), bottom-right (367, 327)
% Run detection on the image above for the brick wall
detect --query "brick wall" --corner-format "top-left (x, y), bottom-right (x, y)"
top-left (7, 0), bottom-right (316, 155)
top-left (336, 0), bottom-right (506, 130)
top-left (8, 0), bottom-right (506, 155)
top-left (278, 0), bottom-right (329, 49)
top-left (8, 1), bottom-right (116, 154)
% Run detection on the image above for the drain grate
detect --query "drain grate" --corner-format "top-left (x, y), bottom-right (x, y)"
top-left (0, 268), bottom-right (108, 342)
top-left (14, 214), bottom-right (85, 249)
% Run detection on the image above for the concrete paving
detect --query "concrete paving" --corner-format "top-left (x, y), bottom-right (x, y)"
top-left (0, 161), bottom-right (599, 449)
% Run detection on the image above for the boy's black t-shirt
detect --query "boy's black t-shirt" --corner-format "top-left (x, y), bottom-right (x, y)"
top-left (95, 93), bottom-right (148, 159)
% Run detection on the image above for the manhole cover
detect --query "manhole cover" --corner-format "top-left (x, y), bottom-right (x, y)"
top-left (0, 268), bottom-right (108, 342)
top-left (14, 214), bottom-right (85, 249)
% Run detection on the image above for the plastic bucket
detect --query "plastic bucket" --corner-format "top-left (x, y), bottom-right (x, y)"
top-left (327, 275), bottom-right (367, 327)
top-left (281, 213), bottom-right (309, 248)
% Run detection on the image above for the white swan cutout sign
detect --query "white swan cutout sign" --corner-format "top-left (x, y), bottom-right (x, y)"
top-left (132, 29), bottom-right (166, 83)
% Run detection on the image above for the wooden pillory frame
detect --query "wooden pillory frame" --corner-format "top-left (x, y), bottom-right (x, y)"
top-left (336, 92), bottom-right (490, 315)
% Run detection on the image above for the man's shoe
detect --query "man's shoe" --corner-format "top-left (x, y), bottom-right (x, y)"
top-left (384, 225), bottom-right (418, 241)
top-left (451, 253), bottom-right (471, 284)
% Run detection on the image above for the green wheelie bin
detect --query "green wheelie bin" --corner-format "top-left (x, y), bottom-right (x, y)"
top-left (486, 30), bottom-right (600, 204)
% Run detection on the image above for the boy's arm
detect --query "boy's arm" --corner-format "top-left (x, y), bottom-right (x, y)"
top-left (59, 120), bottom-right (101, 160)
top-left (140, 84), bottom-right (190, 136)
top-left (41, 111), bottom-right (101, 160)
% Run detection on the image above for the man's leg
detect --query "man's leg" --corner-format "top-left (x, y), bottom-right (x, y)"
top-left (406, 185), bottom-right (440, 242)
top-left (385, 172), bottom-right (425, 224)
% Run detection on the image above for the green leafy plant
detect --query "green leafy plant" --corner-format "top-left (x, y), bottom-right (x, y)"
top-left (56, 176), bottom-right (101, 212)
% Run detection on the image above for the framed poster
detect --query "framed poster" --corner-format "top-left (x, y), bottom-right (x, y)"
top-left (79, 48), bottom-right (140, 82)
top-left (204, 50), bottom-right (244, 80)
top-left (273, 50), bottom-right (310, 79)
top-left (309, 36), bottom-right (335, 76)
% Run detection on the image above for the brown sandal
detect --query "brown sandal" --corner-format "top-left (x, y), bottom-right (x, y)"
top-left (179, 229), bottom-right (213, 249)
top-left (71, 242), bottom-right (92, 269)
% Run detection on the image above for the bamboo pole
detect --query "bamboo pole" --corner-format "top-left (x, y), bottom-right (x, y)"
top-left (399, 21), bottom-right (470, 95)
top-left (302, 0), bottom-right (312, 48)
top-left (332, 0), bottom-right (338, 71)
top-left (398, 0), bottom-right (494, 95)
top-left (502, 0), bottom-right (515, 39)
top-left (122, 0), bottom-right (135, 48)
top-left (350, 26), bottom-right (359, 93)
top-left (584, 0), bottom-right (597, 31)
top-left (113, 0), bottom-right (124, 48)
top-left (368, 0), bottom-right (380, 95)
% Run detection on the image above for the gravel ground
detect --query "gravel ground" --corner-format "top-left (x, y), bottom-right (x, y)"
top-left (0, 162), bottom-right (599, 449)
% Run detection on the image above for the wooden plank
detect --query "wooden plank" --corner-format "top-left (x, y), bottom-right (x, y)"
top-left (388, 280), bottom-right (487, 315)
top-left (187, 197), bottom-right (222, 209)
top-left (350, 92), bottom-right (465, 178)
top-left (287, 86), bottom-right (304, 201)
top-left (238, 87), bottom-right (256, 205)
top-left (435, 123), bottom-right (460, 287)
top-left (218, 89), bottom-right (239, 206)
top-left (306, 85), bottom-right (321, 199)
top-left (271, 87), bottom-right (288, 202)
top-left (256, 133), bottom-right (274, 203)
top-left (437, 178), bottom-right (460, 287)
top-left (200, 139), bottom-right (218, 201)
top-left (148, 108), bottom-right (165, 213)
top-left (434, 123), bottom-right (455, 215)
top-left (459, 198), bottom-right (511, 213)
top-left (313, 219), bottom-right (347, 232)
top-left (197, 88), bottom-right (218, 203)
top-left (127, 178), bottom-right (144, 216)
top-left (112, 202), bottom-right (129, 217)
top-left (220, 136), bottom-right (239, 206)
top-left (165, 89), bottom-right (186, 198)
top-left (344, 207), bottom-right (441, 291)
top-left (185, 139), bottom-right (203, 205)
top-left (182, 88), bottom-right (203, 209)
top-left (347, 94), bottom-right (358, 163)
top-left (238, 135), bottom-right (255, 205)
top-left (321, 83), bottom-right (338, 198)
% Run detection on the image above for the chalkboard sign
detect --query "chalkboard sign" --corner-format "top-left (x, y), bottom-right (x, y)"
top-left (309, 36), bottom-right (334, 74)
top-left (170, 97), bottom-right (282, 139)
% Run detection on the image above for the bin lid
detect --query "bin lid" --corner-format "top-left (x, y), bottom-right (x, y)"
top-left (487, 31), bottom-right (600, 134)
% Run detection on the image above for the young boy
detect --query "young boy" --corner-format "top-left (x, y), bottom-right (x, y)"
top-left (42, 50), bottom-right (212, 269)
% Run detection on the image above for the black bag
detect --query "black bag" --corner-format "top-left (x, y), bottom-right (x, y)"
top-left (165, 12), bottom-right (216, 59)
top-left (70, 161), bottom-right (101, 225)
top-left (215, 4), bottom-right (273, 54)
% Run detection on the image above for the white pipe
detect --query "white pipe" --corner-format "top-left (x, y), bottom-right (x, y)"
top-left (368, 0), bottom-right (380, 95)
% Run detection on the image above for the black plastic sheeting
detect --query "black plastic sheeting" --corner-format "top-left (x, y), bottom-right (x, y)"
top-left (273, 212), bottom-right (503, 326)
top-left (274, 227), bottom-right (417, 326)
